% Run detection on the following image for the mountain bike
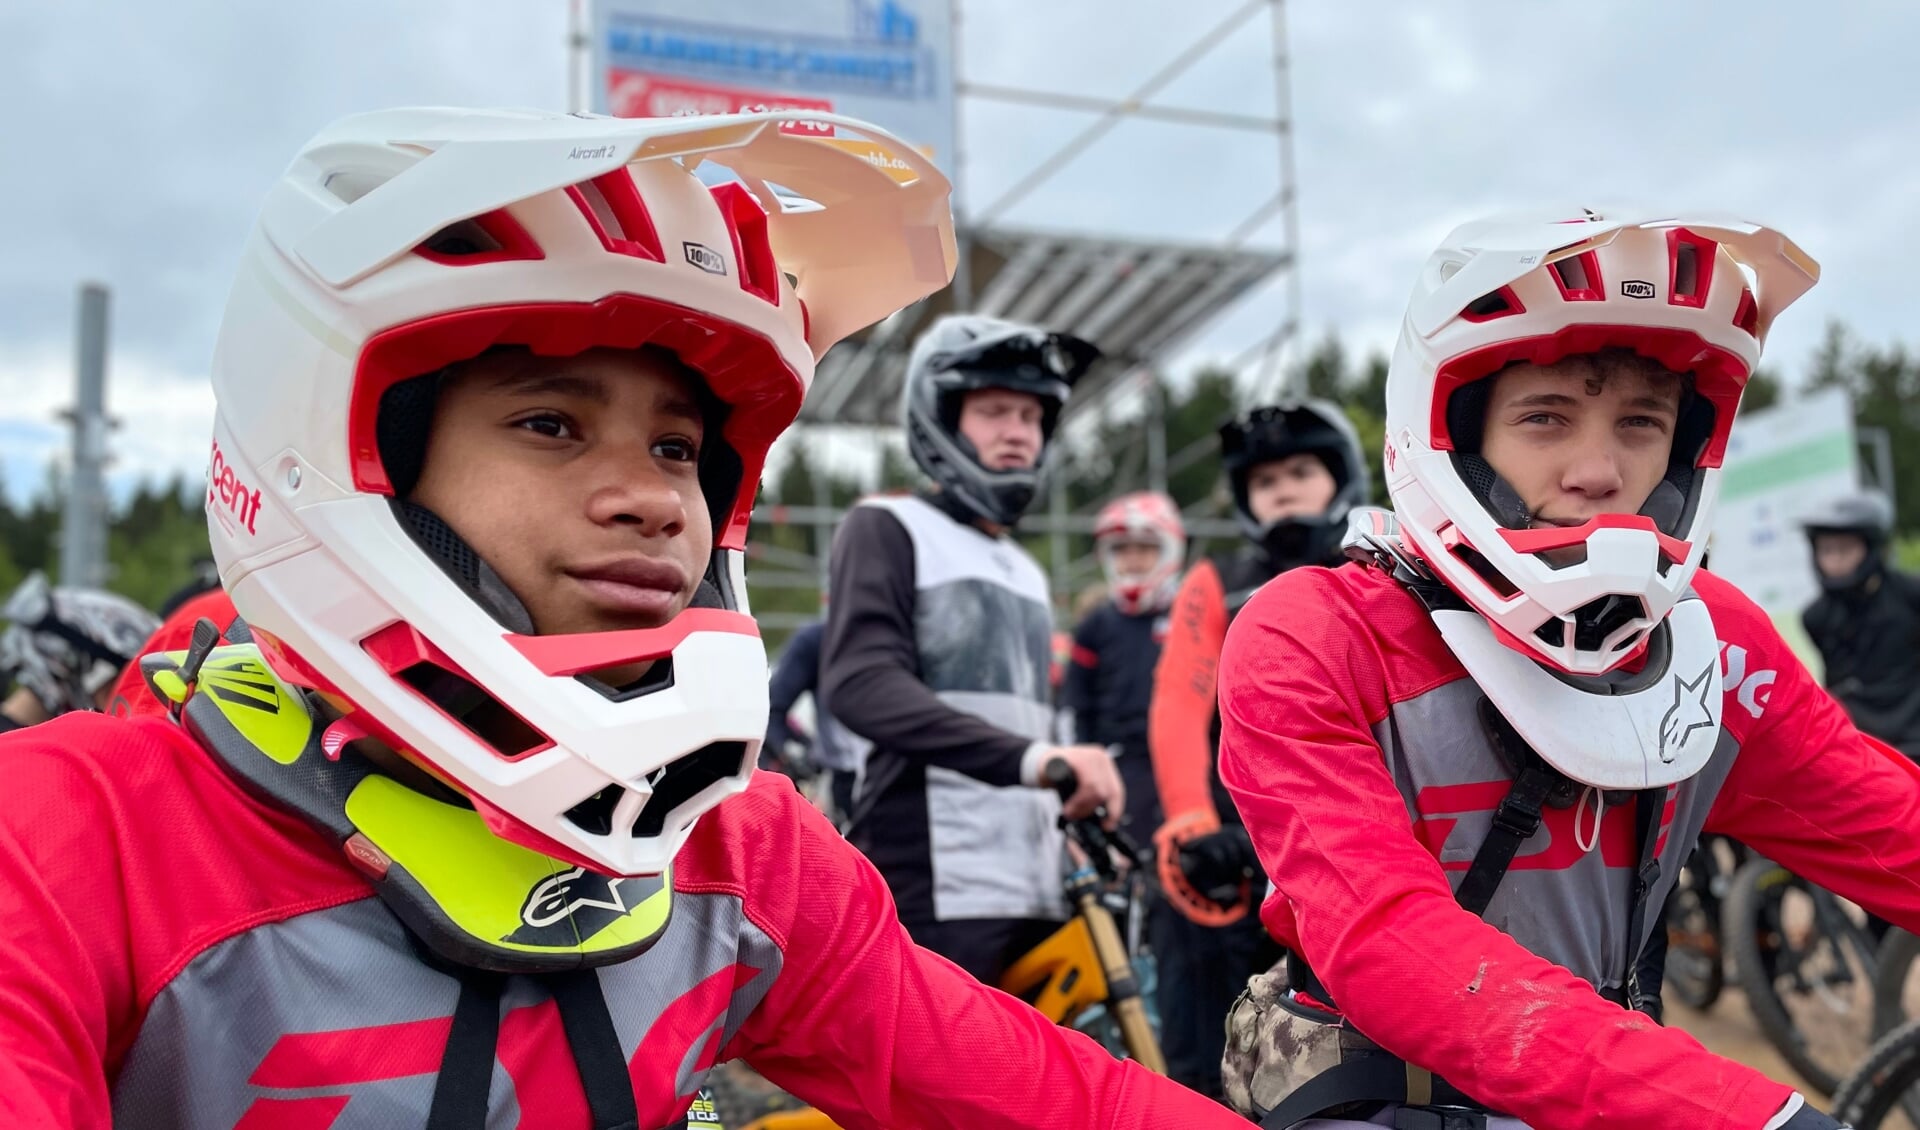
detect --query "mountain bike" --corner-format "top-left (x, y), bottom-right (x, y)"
top-left (1832, 1017), bottom-right (1920, 1129)
top-left (1723, 856), bottom-right (1881, 1095)
top-left (713, 761), bottom-right (1166, 1129)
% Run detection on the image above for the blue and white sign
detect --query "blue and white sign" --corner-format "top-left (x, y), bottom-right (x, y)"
top-left (592, 0), bottom-right (957, 176)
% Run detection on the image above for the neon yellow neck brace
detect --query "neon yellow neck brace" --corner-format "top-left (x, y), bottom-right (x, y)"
top-left (140, 642), bottom-right (672, 972)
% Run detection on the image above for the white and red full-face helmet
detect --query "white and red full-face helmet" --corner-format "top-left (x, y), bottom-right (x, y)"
top-left (205, 107), bottom-right (955, 877)
top-left (1094, 491), bottom-right (1186, 615)
top-left (1383, 209), bottom-right (1818, 677)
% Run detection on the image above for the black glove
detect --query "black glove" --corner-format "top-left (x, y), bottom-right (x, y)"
top-left (1177, 825), bottom-right (1257, 908)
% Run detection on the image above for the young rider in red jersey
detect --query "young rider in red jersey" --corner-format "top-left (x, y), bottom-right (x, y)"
top-left (1218, 209), bottom-right (1920, 1130)
top-left (0, 107), bottom-right (1236, 1130)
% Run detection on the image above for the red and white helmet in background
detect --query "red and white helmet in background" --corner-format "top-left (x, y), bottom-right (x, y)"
top-left (1383, 209), bottom-right (1818, 677)
top-left (1094, 491), bottom-right (1186, 615)
top-left (206, 107), bottom-right (955, 876)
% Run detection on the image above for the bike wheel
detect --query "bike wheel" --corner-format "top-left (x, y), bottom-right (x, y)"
top-left (1834, 1018), bottom-right (1920, 1130)
top-left (1723, 858), bottom-right (1877, 1096)
top-left (1665, 845), bottom-right (1726, 1011)
top-left (1877, 930), bottom-right (1920, 1039)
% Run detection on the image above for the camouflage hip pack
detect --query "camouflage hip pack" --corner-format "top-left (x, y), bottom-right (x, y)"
top-left (1222, 963), bottom-right (1498, 1128)
top-left (1222, 963), bottom-right (1371, 1122)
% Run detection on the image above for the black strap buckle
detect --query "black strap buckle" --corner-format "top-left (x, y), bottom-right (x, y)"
top-left (1395, 1107), bottom-right (1489, 1130)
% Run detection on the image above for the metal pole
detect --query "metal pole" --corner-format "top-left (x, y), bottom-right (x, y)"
top-left (949, 0), bottom-right (974, 310)
top-left (1267, 0), bottom-right (1302, 399)
top-left (568, 0), bottom-right (590, 114)
top-left (1146, 376), bottom-right (1167, 494)
top-left (61, 284), bottom-right (110, 589)
top-left (811, 438), bottom-right (833, 602)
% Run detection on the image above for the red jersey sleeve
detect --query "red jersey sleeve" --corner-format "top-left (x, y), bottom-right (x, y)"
top-left (1149, 561), bottom-right (1227, 824)
top-left (717, 776), bottom-right (1239, 1129)
top-left (1700, 571), bottom-right (1920, 927)
top-left (1216, 567), bottom-right (1792, 1130)
top-left (0, 738), bottom-right (120, 1128)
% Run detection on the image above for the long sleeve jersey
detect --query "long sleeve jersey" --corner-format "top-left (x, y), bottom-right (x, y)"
top-left (821, 494), bottom-right (1066, 924)
top-left (0, 711), bottom-right (1234, 1129)
top-left (1217, 561), bottom-right (1920, 1130)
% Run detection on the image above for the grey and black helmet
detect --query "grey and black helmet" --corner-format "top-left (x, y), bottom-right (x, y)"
top-left (1219, 399), bottom-right (1369, 569)
top-left (901, 314), bottom-right (1099, 528)
top-left (1801, 488), bottom-right (1896, 592)
top-left (0, 571), bottom-right (158, 716)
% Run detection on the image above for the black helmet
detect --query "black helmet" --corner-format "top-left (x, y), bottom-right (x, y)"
top-left (1219, 399), bottom-right (1369, 569)
top-left (902, 314), bottom-right (1099, 528)
top-left (1801, 488), bottom-right (1895, 592)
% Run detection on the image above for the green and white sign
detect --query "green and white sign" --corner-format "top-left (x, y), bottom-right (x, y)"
top-left (1710, 386), bottom-right (1859, 622)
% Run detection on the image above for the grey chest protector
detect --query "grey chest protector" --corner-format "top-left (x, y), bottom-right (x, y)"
top-left (137, 618), bottom-right (671, 1130)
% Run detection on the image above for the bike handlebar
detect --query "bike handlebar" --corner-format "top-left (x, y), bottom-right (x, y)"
top-left (1042, 757), bottom-right (1151, 879)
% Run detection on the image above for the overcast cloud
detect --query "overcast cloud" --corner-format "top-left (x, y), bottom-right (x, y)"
top-left (4, 1), bottom-right (1918, 497)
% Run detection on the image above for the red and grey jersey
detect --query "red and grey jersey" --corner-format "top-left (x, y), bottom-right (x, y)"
top-left (0, 713), bottom-right (1230, 1129)
top-left (1218, 562), bottom-right (1920, 1130)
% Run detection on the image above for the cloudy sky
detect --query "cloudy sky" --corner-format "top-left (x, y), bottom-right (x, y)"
top-left (4, 0), bottom-right (1917, 499)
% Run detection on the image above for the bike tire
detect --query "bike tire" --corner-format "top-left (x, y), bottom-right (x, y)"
top-left (1723, 858), bottom-right (1844, 1095)
top-left (1665, 850), bottom-right (1725, 1011)
top-left (1834, 1017), bottom-right (1920, 1130)
top-left (1875, 929), bottom-right (1920, 1040)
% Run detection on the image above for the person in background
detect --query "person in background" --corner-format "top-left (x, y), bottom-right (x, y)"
top-left (1062, 491), bottom-right (1186, 839)
top-left (821, 313), bottom-right (1125, 986)
top-left (1145, 401), bottom-right (1368, 1099)
top-left (1801, 488), bottom-right (1920, 760)
top-left (765, 617), bottom-right (860, 820)
top-left (0, 571), bottom-right (157, 731)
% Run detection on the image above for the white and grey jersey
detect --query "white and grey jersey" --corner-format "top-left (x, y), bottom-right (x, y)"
top-left (822, 493), bottom-right (1068, 923)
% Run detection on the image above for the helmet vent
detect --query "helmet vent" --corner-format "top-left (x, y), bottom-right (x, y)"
top-left (1667, 228), bottom-right (1716, 309)
top-left (420, 219), bottom-right (502, 258)
top-left (1549, 252), bottom-right (1604, 302)
top-left (321, 170), bottom-right (384, 205)
top-left (563, 785), bottom-right (622, 836)
top-left (1733, 288), bottom-right (1759, 337)
top-left (710, 183), bottom-right (781, 306)
top-left (1568, 594), bottom-right (1649, 653)
top-left (632, 741), bottom-right (748, 838)
top-left (567, 172), bottom-right (665, 262)
top-left (394, 660), bottom-right (550, 758)
top-left (412, 210), bottom-right (545, 267)
top-left (1461, 286), bottom-right (1524, 323)
top-left (1451, 542), bottom-right (1520, 598)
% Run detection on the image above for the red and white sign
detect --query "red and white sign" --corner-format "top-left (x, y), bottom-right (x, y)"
top-left (608, 70), bottom-right (836, 137)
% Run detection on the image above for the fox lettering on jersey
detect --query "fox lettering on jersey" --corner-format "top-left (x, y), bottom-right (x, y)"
top-left (1720, 641), bottom-right (1777, 720)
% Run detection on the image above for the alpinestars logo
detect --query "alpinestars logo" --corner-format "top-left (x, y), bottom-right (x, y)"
top-left (522, 867), bottom-right (634, 927)
top-left (507, 867), bottom-right (664, 947)
top-left (1658, 661), bottom-right (1718, 762)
